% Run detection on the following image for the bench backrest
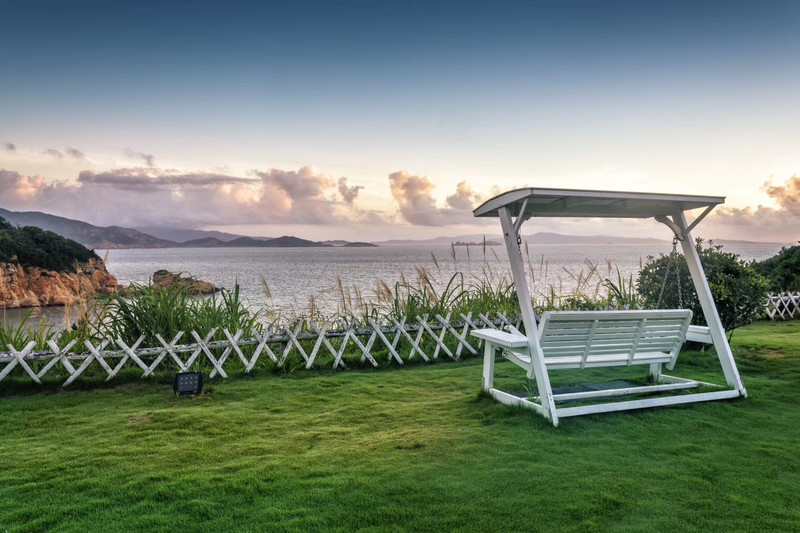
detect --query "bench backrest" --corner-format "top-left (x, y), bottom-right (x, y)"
top-left (537, 309), bottom-right (693, 369)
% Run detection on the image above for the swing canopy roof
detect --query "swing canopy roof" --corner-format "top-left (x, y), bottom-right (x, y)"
top-left (473, 188), bottom-right (724, 219)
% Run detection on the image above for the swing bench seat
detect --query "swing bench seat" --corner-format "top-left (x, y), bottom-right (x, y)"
top-left (473, 309), bottom-right (694, 373)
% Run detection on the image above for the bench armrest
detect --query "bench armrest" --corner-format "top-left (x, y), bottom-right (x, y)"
top-left (686, 325), bottom-right (713, 344)
top-left (471, 329), bottom-right (529, 348)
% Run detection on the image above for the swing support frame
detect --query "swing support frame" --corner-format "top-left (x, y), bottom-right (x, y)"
top-left (471, 188), bottom-right (747, 426)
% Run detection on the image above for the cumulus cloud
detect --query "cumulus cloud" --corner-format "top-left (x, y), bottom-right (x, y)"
top-left (65, 147), bottom-right (84, 159)
top-left (763, 175), bottom-right (800, 216)
top-left (337, 177), bottom-right (363, 204)
top-left (0, 169), bottom-right (76, 208)
top-left (389, 171), bottom-right (480, 226)
top-left (4, 143), bottom-right (15, 152)
top-left (43, 149), bottom-right (63, 159)
top-left (252, 166), bottom-right (355, 224)
top-left (446, 181), bottom-right (479, 211)
top-left (0, 165), bottom-right (369, 229)
top-left (124, 148), bottom-right (155, 167)
top-left (705, 175), bottom-right (800, 242)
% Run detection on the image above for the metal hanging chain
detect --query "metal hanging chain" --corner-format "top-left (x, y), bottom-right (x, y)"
top-left (656, 236), bottom-right (680, 309)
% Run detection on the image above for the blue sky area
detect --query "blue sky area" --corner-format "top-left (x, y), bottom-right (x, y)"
top-left (1, 1), bottom-right (799, 240)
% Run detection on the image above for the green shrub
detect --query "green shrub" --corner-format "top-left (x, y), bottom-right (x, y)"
top-left (637, 239), bottom-right (769, 336)
top-left (0, 217), bottom-right (97, 272)
top-left (755, 244), bottom-right (800, 292)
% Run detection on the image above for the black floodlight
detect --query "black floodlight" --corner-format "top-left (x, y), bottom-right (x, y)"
top-left (173, 371), bottom-right (204, 395)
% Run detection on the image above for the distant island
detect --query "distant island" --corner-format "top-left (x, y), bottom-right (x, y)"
top-left (452, 240), bottom-right (501, 246)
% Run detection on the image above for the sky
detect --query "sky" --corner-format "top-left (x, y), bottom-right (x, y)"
top-left (1, 0), bottom-right (799, 242)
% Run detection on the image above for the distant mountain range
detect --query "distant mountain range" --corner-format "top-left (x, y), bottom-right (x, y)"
top-left (0, 209), bottom-right (355, 249)
top-left (0, 207), bottom-right (783, 250)
top-left (0, 208), bottom-right (176, 249)
top-left (134, 226), bottom-right (270, 243)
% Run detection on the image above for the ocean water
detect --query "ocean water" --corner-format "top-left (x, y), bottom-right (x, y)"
top-left (99, 242), bottom-right (782, 316)
top-left (5, 242), bottom-right (783, 327)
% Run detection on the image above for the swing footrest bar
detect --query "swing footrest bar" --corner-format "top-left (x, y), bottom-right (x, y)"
top-left (538, 380), bottom-right (702, 402)
top-left (555, 389), bottom-right (742, 418)
top-left (659, 374), bottom-right (720, 388)
top-left (486, 388), bottom-right (549, 417)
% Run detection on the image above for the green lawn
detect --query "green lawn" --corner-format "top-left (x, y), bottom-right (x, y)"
top-left (1, 320), bottom-right (799, 532)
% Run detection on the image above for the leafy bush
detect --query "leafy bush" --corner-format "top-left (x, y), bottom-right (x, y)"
top-left (637, 239), bottom-right (769, 335)
top-left (755, 244), bottom-right (800, 292)
top-left (0, 217), bottom-right (98, 272)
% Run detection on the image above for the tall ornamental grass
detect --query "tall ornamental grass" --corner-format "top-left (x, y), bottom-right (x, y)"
top-left (96, 282), bottom-right (261, 346)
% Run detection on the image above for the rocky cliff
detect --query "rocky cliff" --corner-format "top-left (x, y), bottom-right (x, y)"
top-left (0, 258), bottom-right (119, 308)
top-left (151, 269), bottom-right (217, 294)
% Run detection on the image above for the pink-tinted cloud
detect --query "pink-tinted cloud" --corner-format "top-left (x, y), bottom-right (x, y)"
top-left (389, 171), bottom-right (482, 226)
top-left (705, 175), bottom-right (800, 242)
top-left (0, 166), bottom-right (369, 229)
top-left (446, 181), bottom-right (479, 211)
top-left (337, 177), bottom-right (363, 204)
top-left (252, 166), bottom-right (360, 224)
top-left (763, 175), bottom-right (800, 216)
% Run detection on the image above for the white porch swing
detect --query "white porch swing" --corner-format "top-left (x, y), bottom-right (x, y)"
top-left (470, 187), bottom-right (747, 426)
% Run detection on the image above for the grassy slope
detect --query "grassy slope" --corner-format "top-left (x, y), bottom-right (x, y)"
top-left (1, 321), bottom-right (799, 532)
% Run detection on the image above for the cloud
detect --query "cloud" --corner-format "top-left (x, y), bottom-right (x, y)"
top-left (43, 149), bottom-right (63, 159)
top-left (0, 165), bottom-right (370, 229)
top-left (446, 181), bottom-right (479, 211)
top-left (704, 175), bottom-right (800, 242)
top-left (763, 175), bottom-right (800, 216)
top-left (65, 147), bottom-right (84, 159)
top-left (389, 171), bottom-right (480, 226)
top-left (337, 177), bottom-right (363, 204)
top-left (124, 148), bottom-right (155, 167)
top-left (4, 143), bottom-right (15, 152)
top-left (253, 166), bottom-right (355, 224)
top-left (78, 168), bottom-right (257, 191)
top-left (0, 169), bottom-right (76, 207)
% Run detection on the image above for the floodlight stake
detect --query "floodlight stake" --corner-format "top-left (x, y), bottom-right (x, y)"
top-left (173, 371), bottom-right (204, 395)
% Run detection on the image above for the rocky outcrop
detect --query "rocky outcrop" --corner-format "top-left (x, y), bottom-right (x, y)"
top-left (0, 258), bottom-right (119, 308)
top-left (151, 270), bottom-right (217, 294)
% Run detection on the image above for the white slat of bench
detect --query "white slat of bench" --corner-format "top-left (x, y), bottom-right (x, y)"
top-left (544, 310), bottom-right (692, 321)
top-left (538, 309), bottom-right (692, 369)
top-left (546, 352), bottom-right (671, 370)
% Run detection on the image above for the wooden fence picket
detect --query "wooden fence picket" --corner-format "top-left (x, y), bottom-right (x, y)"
top-left (0, 312), bottom-right (521, 386)
top-left (766, 293), bottom-right (800, 320)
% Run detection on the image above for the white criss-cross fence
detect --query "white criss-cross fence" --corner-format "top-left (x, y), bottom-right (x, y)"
top-left (765, 293), bottom-right (800, 320)
top-left (0, 312), bottom-right (519, 386)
